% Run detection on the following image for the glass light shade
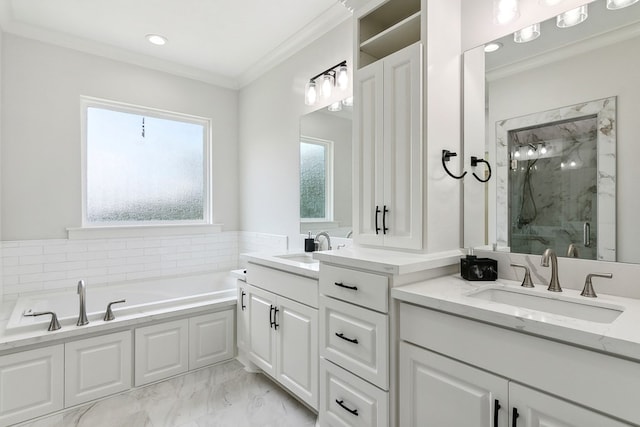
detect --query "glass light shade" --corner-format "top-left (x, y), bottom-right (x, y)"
top-left (336, 65), bottom-right (349, 90)
top-left (342, 96), bottom-right (353, 107)
top-left (607, 0), bottom-right (639, 9)
top-left (514, 23), bottom-right (541, 43)
top-left (557, 5), bottom-right (588, 28)
top-left (494, 0), bottom-right (520, 24)
top-left (321, 74), bottom-right (334, 99)
top-left (305, 81), bottom-right (317, 106)
top-left (328, 101), bottom-right (342, 112)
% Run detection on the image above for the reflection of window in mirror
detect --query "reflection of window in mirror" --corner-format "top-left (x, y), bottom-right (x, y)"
top-left (300, 136), bottom-right (333, 222)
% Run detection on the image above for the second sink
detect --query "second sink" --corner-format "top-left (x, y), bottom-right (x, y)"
top-left (467, 286), bottom-right (624, 324)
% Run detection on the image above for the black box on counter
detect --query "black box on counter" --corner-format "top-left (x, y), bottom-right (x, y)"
top-left (460, 255), bottom-right (498, 281)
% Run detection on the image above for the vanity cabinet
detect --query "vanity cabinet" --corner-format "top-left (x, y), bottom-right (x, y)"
top-left (0, 345), bottom-right (64, 426)
top-left (65, 331), bottom-right (132, 407)
top-left (353, 41), bottom-right (423, 251)
top-left (400, 342), bottom-right (626, 426)
top-left (399, 302), bottom-right (639, 426)
top-left (245, 265), bottom-right (319, 410)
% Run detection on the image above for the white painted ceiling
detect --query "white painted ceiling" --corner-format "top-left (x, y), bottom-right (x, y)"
top-left (0, 0), bottom-right (351, 88)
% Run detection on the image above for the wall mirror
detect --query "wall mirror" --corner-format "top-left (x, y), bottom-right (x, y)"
top-left (464, 0), bottom-right (640, 263)
top-left (299, 98), bottom-right (353, 238)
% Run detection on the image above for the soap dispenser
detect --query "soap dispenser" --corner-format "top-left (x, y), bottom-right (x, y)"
top-left (460, 248), bottom-right (498, 281)
top-left (304, 232), bottom-right (315, 252)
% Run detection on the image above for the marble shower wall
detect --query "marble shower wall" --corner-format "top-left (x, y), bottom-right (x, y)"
top-left (495, 97), bottom-right (616, 261)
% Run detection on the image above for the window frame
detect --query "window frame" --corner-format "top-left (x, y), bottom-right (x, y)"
top-left (300, 135), bottom-right (334, 223)
top-left (80, 96), bottom-right (213, 228)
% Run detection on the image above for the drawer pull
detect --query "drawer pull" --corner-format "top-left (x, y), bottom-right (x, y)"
top-left (334, 282), bottom-right (358, 291)
top-left (512, 407), bottom-right (519, 427)
top-left (494, 399), bottom-right (501, 427)
top-left (335, 399), bottom-right (359, 416)
top-left (335, 332), bottom-right (358, 344)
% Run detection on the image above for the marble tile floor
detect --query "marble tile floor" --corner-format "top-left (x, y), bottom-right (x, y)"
top-left (18, 360), bottom-right (317, 427)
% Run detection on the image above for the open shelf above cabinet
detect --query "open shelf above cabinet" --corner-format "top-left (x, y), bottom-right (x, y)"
top-left (359, 11), bottom-right (420, 66)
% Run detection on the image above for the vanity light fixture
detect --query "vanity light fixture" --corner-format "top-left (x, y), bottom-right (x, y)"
top-left (146, 34), bottom-right (167, 46)
top-left (606, 0), bottom-right (639, 9)
top-left (557, 5), bottom-right (588, 28)
top-left (514, 23), bottom-right (541, 43)
top-left (304, 60), bottom-right (348, 106)
top-left (484, 42), bottom-right (503, 53)
top-left (494, 0), bottom-right (520, 24)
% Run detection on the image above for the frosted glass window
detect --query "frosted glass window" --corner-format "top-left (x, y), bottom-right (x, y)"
top-left (300, 137), bottom-right (333, 221)
top-left (84, 102), bottom-right (209, 224)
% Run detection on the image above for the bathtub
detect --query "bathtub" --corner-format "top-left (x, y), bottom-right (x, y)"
top-left (6, 272), bottom-right (237, 334)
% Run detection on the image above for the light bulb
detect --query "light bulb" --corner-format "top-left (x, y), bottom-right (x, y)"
top-left (484, 42), bottom-right (503, 53)
top-left (570, 160), bottom-right (577, 167)
top-left (514, 150), bottom-right (521, 158)
top-left (557, 5), bottom-right (588, 28)
top-left (146, 34), bottom-right (167, 46)
top-left (607, 0), bottom-right (639, 9)
top-left (540, 145), bottom-right (548, 154)
top-left (305, 81), bottom-right (317, 106)
top-left (321, 74), bottom-right (334, 99)
top-left (561, 162), bottom-right (566, 168)
top-left (494, 0), bottom-right (520, 24)
top-left (527, 148), bottom-right (534, 156)
top-left (337, 65), bottom-right (349, 90)
top-left (514, 23), bottom-right (541, 43)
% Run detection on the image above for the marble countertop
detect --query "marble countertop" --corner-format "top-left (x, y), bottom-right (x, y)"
top-left (242, 252), bottom-right (320, 279)
top-left (392, 275), bottom-right (640, 362)
top-left (313, 247), bottom-right (463, 275)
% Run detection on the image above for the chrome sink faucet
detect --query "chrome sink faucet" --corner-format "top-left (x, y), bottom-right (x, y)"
top-left (77, 279), bottom-right (89, 326)
top-left (540, 248), bottom-right (562, 292)
top-left (314, 231), bottom-right (332, 250)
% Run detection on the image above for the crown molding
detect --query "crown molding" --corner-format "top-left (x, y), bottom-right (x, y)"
top-left (237, 3), bottom-right (352, 88)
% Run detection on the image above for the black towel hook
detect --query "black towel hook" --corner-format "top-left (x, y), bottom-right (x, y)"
top-left (471, 156), bottom-right (492, 183)
top-left (442, 150), bottom-right (466, 180)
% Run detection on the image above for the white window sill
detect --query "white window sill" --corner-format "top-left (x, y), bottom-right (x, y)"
top-left (67, 224), bottom-right (224, 240)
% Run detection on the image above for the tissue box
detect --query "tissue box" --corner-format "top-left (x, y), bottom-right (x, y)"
top-left (460, 256), bottom-right (498, 281)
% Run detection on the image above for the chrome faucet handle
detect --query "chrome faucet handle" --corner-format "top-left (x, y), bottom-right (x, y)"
top-left (567, 243), bottom-right (579, 258)
top-left (581, 273), bottom-right (613, 298)
top-left (23, 311), bottom-right (61, 331)
top-left (510, 263), bottom-right (534, 288)
top-left (104, 299), bottom-right (126, 321)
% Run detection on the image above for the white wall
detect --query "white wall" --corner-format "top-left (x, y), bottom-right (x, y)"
top-left (1, 34), bottom-right (239, 240)
top-left (462, 0), bottom-right (595, 50)
top-left (487, 35), bottom-right (640, 263)
top-left (239, 20), bottom-right (353, 250)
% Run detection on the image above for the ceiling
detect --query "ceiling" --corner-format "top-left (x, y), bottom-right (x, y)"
top-left (0, 0), bottom-right (351, 88)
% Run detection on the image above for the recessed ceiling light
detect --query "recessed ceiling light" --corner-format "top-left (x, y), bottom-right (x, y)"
top-left (484, 42), bottom-right (503, 53)
top-left (146, 34), bottom-right (167, 46)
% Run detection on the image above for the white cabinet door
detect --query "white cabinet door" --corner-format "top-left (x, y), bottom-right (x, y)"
top-left (381, 43), bottom-right (422, 250)
top-left (247, 284), bottom-right (277, 376)
top-left (135, 319), bottom-right (189, 386)
top-left (65, 331), bottom-right (132, 407)
top-left (0, 345), bottom-right (64, 426)
top-left (399, 341), bottom-right (508, 427)
top-left (276, 296), bottom-right (318, 410)
top-left (189, 310), bottom-right (235, 370)
top-left (353, 42), bottom-right (423, 250)
top-left (509, 383), bottom-right (628, 427)
top-left (354, 59), bottom-right (384, 246)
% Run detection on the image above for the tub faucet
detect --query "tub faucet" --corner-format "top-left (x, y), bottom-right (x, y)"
top-left (77, 279), bottom-right (89, 326)
top-left (314, 231), bottom-right (332, 251)
top-left (540, 248), bottom-right (562, 292)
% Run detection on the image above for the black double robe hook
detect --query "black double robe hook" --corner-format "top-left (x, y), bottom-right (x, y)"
top-left (471, 156), bottom-right (492, 183)
top-left (442, 150), bottom-right (466, 180)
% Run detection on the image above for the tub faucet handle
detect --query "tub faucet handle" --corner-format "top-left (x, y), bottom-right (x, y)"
top-left (104, 299), bottom-right (126, 321)
top-left (23, 311), bottom-right (61, 331)
top-left (510, 263), bottom-right (534, 288)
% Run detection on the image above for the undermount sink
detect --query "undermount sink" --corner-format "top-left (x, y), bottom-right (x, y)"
top-left (274, 253), bottom-right (319, 264)
top-left (467, 286), bottom-right (624, 324)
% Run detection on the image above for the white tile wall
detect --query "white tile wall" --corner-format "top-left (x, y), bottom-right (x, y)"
top-left (1, 232), bottom-right (243, 300)
top-left (238, 232), bottom-right (288, 267)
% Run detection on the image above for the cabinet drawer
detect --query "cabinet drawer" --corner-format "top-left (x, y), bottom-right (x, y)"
top-left (320, 264), bottom-right (388, 312)
top-left (247, 263), bottom-right (318, 308)
top-left (320, 295), bottom-right (388, 389)
top-left (320, 358), bottom-right (388, 427)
